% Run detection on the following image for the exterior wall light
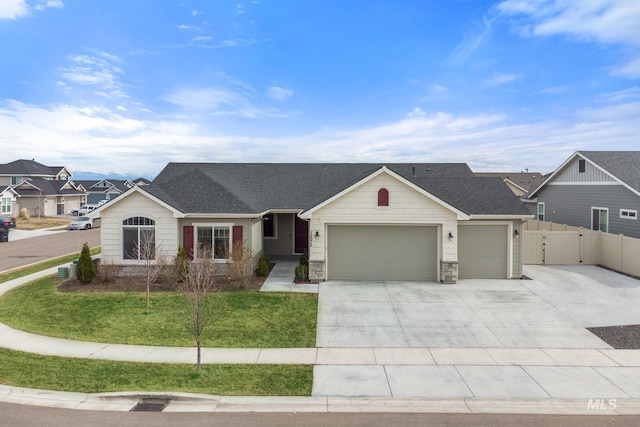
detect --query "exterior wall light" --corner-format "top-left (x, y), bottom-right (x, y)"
top-left (314, 231), bottom-right (320, 240)
top-left (514, 230), bottom-right (519, 238)
top-left (448, 232), bottom-right (453, 242)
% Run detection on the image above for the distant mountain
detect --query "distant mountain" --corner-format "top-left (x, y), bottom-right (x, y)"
top-left (71, 171), bottom-right (154, 181)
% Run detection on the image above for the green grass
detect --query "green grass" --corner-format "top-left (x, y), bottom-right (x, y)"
top-left (0, 348), bottom-right (312, 395)
top-left (0, 276), bottom-right (317, 348)
top-left (0, 247), bottom-right (101, 284)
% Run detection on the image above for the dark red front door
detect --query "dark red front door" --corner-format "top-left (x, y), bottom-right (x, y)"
top-left (294, 217), bottom-right (309, 254)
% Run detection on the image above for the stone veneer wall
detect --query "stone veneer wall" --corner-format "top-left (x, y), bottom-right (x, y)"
top-left (309, 260), bottom-right (325, 281)
top-left (440, 260), bottom-right (458, 284)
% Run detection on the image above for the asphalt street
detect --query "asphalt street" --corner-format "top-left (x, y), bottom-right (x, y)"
top-left (0, 228), bottom-right (100, 272)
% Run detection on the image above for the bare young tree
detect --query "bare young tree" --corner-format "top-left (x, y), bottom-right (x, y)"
top-left (181, 247), bottom-right (219, 374)
top-left (132, 231), bottom-right (167, 314)
top-left (34, 189), bottom-right (46, 222)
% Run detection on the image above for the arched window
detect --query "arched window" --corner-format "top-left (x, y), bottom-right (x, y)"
top-left (122, 216), bottom-right (156, 260)
top-left (378, 188), bottom-right (389, 206)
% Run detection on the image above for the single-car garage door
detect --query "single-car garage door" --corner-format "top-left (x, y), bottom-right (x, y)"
top-left (458, 225), bottom-right (508, 279)
top-left (327, 225), bottom-right (438, 281)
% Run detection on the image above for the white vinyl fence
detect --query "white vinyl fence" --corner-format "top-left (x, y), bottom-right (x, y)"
top-left (523, 220), bottom-right (640, 278)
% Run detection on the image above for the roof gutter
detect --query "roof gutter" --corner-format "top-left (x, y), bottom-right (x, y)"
top-left (468, 214), bottom-right (535, 220)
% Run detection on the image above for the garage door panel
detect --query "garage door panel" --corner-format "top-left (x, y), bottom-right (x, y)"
top-left (458, 225), bottom-right (507, 279)
top-left (327, 225), bottom-right (437, 281)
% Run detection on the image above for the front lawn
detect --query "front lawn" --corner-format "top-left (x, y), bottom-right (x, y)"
top-left (0, 276), bottom-right (317, 348)
top-left (0, 348), bottom-right (312, 395)
top-left (15, 216), bottom-right (72, 230)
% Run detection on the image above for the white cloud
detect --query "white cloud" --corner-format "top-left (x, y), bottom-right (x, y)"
top-left (497, 0), bottom-right (640, 79)
top-left (484, 73), bottom-right (522, 85)
top-left (58, 51), bottom-right (127, 99)
top-left (0, 0), bottom-right (28, 19)
top-left (611, 56), bottom-right (640, 79)
top-left (164, 86), bottom-right (287, 118)
top-left (191, 35), bottom-right (212, 42)
top-left (34, 0), bottom-right (63, 11)
top-left (446, 15), bottom-right (495, 65)
top-left (3, 96), bottom-right (638, 176)
top-left (266, 86), bottom-right (293, 101)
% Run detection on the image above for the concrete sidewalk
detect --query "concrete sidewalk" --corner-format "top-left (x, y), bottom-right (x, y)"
top-left (2, 264), bottom-right (640, 413)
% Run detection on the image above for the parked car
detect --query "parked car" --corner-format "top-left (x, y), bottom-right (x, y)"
top-left (71, 204), bottom-right (98, 216)
top-left (68, 216), bottom-right (93, 230)
top-left (0, 216), bottom-right (16, 229)
top-left (97, 199), bottom-right (109, 206)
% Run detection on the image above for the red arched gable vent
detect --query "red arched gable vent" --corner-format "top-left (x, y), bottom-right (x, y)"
top-left (378, 188), bottom-right (389, 206)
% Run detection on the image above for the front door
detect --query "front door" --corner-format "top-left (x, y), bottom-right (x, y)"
top-left (294, 217), bottom-right (309, 254)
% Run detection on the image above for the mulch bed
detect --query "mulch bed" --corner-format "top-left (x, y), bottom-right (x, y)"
top-left (588, 325), bottom-right (640, 349)
top-left (58, 263), bottom-right (276, 293)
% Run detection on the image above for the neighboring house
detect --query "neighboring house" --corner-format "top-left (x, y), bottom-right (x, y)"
top-left (95, 163), bottom-right (532, 283)
top-left (12, 178), bottom-right (85, 216)
top-left (527, 151), bottom-right (640, 238)
top-left (0, 159), bottom-right (72, 186)
top-left (0, 159), bottom-right (85, 216)
top-left (0, 186), bottom-right (19, 217)
top-left (475, 172), bottom-right (545, 197)
top-left (73, 179), bottom-right (145, 204)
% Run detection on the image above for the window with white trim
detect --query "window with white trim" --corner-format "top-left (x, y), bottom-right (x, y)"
top-left (591, 207), bottom-right (608, 232)
top-left (620, 209), bottom-right (637, 220)
top-left (537, 202), bottom-right (545, 221)
top-left (11, 176), bottom-right (23, 185)
top-left (196, 225), bottom-right (231, 260)
top-left (1, 197), bottom-right (10, 214)
top-left (122, 217), bottom-right (156, 260)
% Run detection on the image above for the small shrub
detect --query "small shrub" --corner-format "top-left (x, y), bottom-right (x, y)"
top-left (20, 208), bottom-right (30, 220)
top-left (95, 259), bottom-right (120, 284)
top-left (255, 254), bottom-right (270, 276)
top-left (174, 246), bottom-right (190, 282)
top-left (76, 242), bottom-right (96, 284)
top-left (299, 252), bottom-right (309, 266)
top-left (228, 241), bottom-right (255, 282)
top-left (295, 263), bottom-right (308, 280)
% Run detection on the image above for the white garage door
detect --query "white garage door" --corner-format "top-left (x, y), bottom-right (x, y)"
top-left (458, 225), bottom-right (508, 279)
top-left (327, 225), bottom-right (438, 281)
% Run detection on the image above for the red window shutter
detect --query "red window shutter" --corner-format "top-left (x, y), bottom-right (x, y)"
top-left (378, 188), bottom-right (389, 206)
top-left (183, 225), bottom-right (194, 260)
top-left (232, 225), bottom-right (243, 245)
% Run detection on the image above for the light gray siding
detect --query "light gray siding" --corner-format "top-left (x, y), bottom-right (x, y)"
top-left (262, 213), bottom-right (295, 256)
top-left (327, 225), bottom-right (438, 281)
top-left (458, 225), bottom-right (508, 279)
top-left (537, 184), bottom-right (640, 238)
top-left (554, 157), bottom-right (615, 183)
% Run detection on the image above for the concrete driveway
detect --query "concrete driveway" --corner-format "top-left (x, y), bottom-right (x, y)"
top-left (316, 265), bottom-right (640, 349)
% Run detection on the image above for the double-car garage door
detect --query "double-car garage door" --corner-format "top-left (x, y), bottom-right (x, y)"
top-left (327, 224), bottom-right (509, 281)
top-left (327, 225), bottom-right (438, 281)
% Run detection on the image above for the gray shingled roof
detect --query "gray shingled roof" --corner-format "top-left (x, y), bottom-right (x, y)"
top-left (144, 163), bottom-right (529, 216)
top-left (580, 151), bottom-right (640, 193)
top-left (475, 172), bottom-right (545, 192)
top-left (13, 178), bottom-right (84, 197)
top-left (0, 159), bottom-right (57, 177)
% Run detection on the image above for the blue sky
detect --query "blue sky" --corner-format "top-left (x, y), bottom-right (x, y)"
top-left (1, 0), bottom-right (639, 178)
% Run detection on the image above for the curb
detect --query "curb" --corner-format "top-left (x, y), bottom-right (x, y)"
top-left (1, 385), bottom-right (640, 414)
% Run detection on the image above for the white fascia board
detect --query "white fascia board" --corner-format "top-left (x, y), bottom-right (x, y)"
top-left (93, 186), bottom-right (186, 218)
top-left (184, 213), bottom-right (263, 219)
top-left (582, 155), bottom-right (640, 198)
top-left (527, 151), bottom-right (581, 198)
top-left (468, 214), bottom-right (534, 220)
top-left (299, 166), bottom-right (470, 220)
top-left (503, 178), bottom-right (527, 193)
